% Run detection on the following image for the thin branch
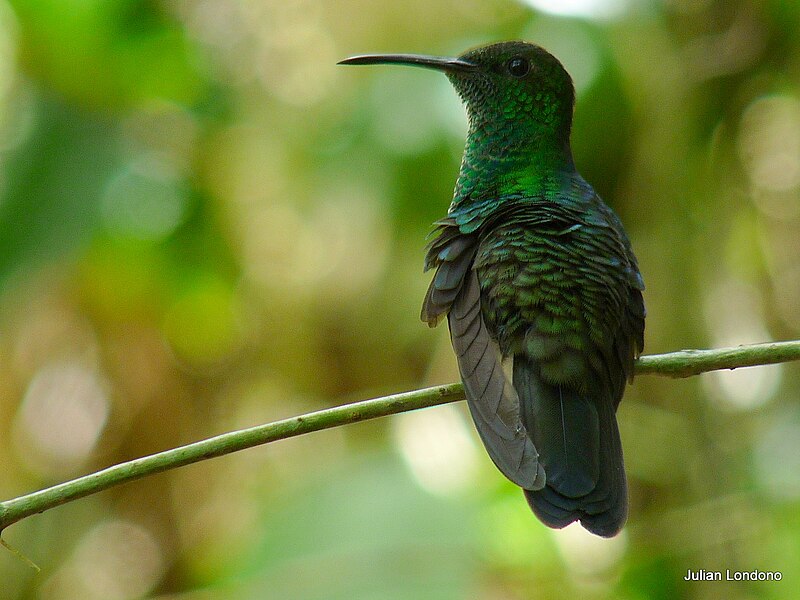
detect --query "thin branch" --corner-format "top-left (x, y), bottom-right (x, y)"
top-left (2, 340), bottom-right (799, 535)
top-left (634, 340), bottom-right (800, 377)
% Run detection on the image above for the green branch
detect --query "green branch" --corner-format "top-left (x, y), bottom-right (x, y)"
top-left (2, 340), bottom-right (800, 535)
top-left (634, 340), bottom-right (800, 377)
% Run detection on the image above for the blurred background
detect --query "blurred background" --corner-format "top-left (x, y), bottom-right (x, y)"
top-left (0, 0), bottom-right (799, 598)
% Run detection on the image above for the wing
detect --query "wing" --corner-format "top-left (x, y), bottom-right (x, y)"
top-left (421, 224), bottom-right (545, 490)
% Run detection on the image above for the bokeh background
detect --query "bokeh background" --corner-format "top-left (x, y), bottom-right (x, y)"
top-left (0, 0), bottom-right (799, 598)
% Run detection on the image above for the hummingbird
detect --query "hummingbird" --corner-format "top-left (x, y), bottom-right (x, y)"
top-left (339, 42), bottom-right (645, 537)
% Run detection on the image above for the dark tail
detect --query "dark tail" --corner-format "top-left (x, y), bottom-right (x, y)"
top-left (513, 355), bottom-right (627, 537)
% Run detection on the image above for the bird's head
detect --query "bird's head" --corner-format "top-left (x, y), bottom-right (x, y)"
top-left (339, 41), bottom-right (575, 140)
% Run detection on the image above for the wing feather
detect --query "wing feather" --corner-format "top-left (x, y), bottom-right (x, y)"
top-left (450, 271), bottom-right (545, 490)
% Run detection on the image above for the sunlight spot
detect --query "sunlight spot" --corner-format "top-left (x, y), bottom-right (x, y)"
top-left (41, 521), bottom-right (164, 600)
top-left (705, 364), bottom-right (782, 411)
top-left (702, 278), bottom-right (781, 410)
top-left (738, 95), bottom-right (800, 220)
top-left (254, 3), bottom-right (337, 106)
top-left (102, 156), bottom-right (187, 240)
top-left (552, 522), bottom-right (627, 576)
top-left (754, 414), bottom-right (800, 500)
top-left (14, 361), bottom-right (109, 475)
top-left (518, 0), bottom-right (633, 20)
top-left (738, 95), bottom-right (800, 194)
top-left (393, 404), bottom-right (478, 496)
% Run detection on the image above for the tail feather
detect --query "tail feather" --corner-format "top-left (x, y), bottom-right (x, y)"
top-left (515, 355), bottom-right (627, 537)
top-left (514, 357), bottom-right (599, 498)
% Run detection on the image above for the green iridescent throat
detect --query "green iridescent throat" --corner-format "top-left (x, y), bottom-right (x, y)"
top-left (451, 88), bottom-right (575, 204)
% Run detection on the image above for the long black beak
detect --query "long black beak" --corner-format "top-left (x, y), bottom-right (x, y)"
top-left (338, 53), bottom-right (477, 73)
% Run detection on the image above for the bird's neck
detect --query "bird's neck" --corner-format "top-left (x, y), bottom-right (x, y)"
top-left (452, 117), bottom-right (575, 208)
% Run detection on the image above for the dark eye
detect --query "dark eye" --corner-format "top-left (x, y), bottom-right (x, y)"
top-left (507, 56), bottom-right (531, 78)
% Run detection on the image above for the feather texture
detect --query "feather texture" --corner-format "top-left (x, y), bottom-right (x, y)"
top-left (521, 374), bottom-right (628, 537)
top-left (471, 190), bottom-right (642, 537)
top-left (449, 271), bottom-right (545, 490)
top-left (422, 229), bottom-right (545, 490)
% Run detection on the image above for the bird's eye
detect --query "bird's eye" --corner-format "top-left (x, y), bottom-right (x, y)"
top-left (507, 57), bottom-right (531, 78)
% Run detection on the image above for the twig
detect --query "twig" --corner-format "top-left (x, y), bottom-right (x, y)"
top-left (1, 340), bottom-right (799, 535)
top-left (634, 340), bottom-right (800, 377)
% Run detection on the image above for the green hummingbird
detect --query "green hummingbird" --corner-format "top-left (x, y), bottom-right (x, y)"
top-left (340, 41), bottom-right (645, 537)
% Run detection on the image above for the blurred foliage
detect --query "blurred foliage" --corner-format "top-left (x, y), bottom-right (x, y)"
top-left (0, 0), bottom-right (799, 598)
